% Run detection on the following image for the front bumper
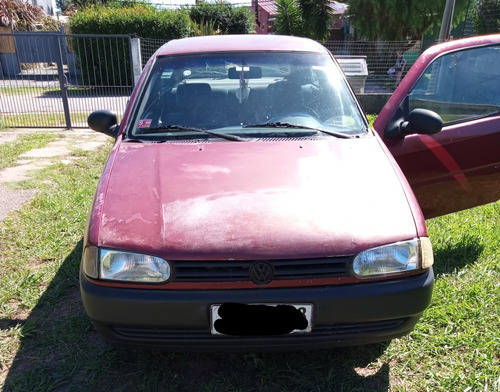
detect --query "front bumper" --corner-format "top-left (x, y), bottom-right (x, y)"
top-left (80, 269), bottom-right (434, 351)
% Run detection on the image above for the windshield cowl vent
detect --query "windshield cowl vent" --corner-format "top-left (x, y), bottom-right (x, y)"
top-left (256, 137), bottom-right (321, 142)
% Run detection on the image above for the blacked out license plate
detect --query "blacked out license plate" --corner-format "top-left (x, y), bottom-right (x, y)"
top-left (210, 303), bottom-right (313, 336)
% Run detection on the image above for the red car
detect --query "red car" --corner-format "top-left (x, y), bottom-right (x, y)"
top-left (81, 34), bottom-right (500, 351)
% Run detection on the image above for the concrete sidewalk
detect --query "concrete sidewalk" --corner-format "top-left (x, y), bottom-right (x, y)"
top-left (0, 128), bottom-right (109, 222)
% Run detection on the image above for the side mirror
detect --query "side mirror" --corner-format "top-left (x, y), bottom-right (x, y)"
top-left (385, 108), bottom-right (443, 140)
top-left (88, 110), bottom-right (119, 138)
top-left (400, 109), bottom-right (443, 136)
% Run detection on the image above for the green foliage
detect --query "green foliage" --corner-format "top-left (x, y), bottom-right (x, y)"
top-left (191, 19), bottom-right (223, 36)
top-left (188, 2), bottom-right (255, 35)
top-left (297, 0), bottom-right (334, 42)
top-left (0, 0), bottom-right (59, 31)
top-left (472, 0), bottom-right (500, 34)
top-left (347, 0), bottom-right (471, 40)
top-left (69, 3), bottom-right (191, 38)
top-left (273, 0), bottom-right (333, 42)
top-left (57, 0), bottom-right (136, 14)
top-left (69, 3), bottom-right (190, 86)
top-left (273, 0), bottom-right (302, 36)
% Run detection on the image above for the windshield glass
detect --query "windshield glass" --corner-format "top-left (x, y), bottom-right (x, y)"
top-left (128, 51), bottom-right (367, 140)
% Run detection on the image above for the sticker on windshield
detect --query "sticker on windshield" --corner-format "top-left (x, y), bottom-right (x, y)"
top-left (138, 119), bottom-right (152, 128)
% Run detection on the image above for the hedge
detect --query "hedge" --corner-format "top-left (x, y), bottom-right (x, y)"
top-left (189, 3), bottom-right (255, 34)
top-left (69, 4), bottom-right (191, 86)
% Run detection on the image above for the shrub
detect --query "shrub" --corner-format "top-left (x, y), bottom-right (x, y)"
top-left (68, 4), bottom-right (191, 86)
top-left (472, 0), bottom-right (500, 35)
top-left (188, 2), bottom-right (255, 35)
top-left (69, 4), bottom-right (191, 39)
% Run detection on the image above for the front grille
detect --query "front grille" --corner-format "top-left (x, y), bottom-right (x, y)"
top-left (173, 257), bottom-right (351, 283)
top-left (113, 318), bottom-right (407, 341)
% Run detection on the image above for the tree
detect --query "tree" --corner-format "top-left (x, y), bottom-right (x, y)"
top-left (189, 2), bottom-right (255, 35)
top-left (346, 0), bottom-right (471, 41)
top-left (273, 0), bottom-right (334, 42)
top-left (472, 0), bottom-right (500, 34)
top-left (297, 0), bottom-right (334, 41)
top-left (273, 0), bottom-right (302, 36)
top-left (0, 0), bottom-right (59, 30)
top-left (57, 0), bottom-right (117, 14)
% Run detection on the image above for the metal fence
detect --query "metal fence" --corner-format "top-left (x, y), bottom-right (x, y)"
top-left (139, 37), bottom-right (427, 94)
top-left (1, 33), bottom-right (431, 128)
top-left (325, 40), bottom-right (425, 92)
top-left (0, 31), bottom-right (133, 128)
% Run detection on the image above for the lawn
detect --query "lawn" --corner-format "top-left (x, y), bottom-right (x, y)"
top-left (0, 87), bottom-right (132, 97)
top-left (0, 113), bottom-right (91, 129)
top-left (0, 131), bottom-right (498, 391)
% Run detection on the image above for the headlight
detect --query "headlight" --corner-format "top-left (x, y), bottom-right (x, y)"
top-left (352, 238), bottom-right (433, 278)
top-left (100, 249), bottom-right (171, 282)
top-left (82, 247), bottom-right (171, 283)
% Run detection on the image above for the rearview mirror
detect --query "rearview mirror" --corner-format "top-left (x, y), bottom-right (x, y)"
top-left (228, 66), bottom-right (262, 79)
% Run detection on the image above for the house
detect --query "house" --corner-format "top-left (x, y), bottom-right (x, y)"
top-left (254, 0), bottom-right (277, 35)
top-left (29, 0), bottom-right (56, 16)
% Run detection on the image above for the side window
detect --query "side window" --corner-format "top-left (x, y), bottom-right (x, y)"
top-left (409, 45), bottom-right (500, 124)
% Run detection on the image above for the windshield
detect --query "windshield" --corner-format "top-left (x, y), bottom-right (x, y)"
top-left (128, 51), bottom-right (367, 141)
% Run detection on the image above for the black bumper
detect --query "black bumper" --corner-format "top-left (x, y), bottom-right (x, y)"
top-left (80, 269), bottom-right (434, 351)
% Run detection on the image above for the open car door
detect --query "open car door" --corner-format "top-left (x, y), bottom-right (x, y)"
top-left (374, 34), bottom-right (500, 219)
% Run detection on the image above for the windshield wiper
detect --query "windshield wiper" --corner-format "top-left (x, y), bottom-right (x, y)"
top-left (139, 125), bottom-right (248, 142)
top-left (244, 122), bottom-right (353, 139)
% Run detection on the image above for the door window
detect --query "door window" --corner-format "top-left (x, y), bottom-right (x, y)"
top-left (409, 45), bottom-right (500, 125)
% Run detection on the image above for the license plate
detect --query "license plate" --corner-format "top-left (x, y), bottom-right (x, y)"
top-left (210, 303), bottom-right (313, 336)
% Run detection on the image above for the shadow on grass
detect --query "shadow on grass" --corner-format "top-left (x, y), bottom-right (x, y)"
top-left (3, 240), bottom-right (391, 392)
top-left (432, 234), bottom-right (484, 278)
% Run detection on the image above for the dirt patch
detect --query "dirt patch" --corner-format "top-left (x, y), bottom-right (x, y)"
top-left (0, 129), bottom-right (109, 222)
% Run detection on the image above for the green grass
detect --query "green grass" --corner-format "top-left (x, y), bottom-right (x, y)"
top-left (0, 132), bottom-right (499, 391)
top-left (367, 114), bottom-right (377, 127)
top-left (0, 113), bottom-right (90, 128)
top-left (0, 87), bottom-right (49, 96)
top-left (0, 87), bottom-right (131, 97)
top-left (0, 133), bottom-right (59, 171)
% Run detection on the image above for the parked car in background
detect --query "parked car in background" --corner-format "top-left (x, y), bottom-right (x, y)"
top-left (81, 34), bottom-right (500, 351)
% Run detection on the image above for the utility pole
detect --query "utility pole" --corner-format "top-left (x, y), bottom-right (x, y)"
top-left (438, 0), bottom-right (456, 41)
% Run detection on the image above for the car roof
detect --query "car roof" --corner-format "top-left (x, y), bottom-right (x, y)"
top-left (155, 35), bottom-right (329, 57)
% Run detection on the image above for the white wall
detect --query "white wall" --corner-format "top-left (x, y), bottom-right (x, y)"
top-left (30, 0), bottom-right (56, 15)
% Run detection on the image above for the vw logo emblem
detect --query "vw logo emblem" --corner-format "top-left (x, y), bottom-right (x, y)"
top-left (249, 261), bottom-right (275, 285)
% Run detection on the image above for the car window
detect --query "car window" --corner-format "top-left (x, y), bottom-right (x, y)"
top-left (409, 45), bottom-right (500, 125)
top-left (128, 51), bottom-right (367, 140)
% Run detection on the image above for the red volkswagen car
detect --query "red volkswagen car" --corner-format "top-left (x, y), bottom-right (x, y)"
top-left (81, 34), bottom-right (500, 351)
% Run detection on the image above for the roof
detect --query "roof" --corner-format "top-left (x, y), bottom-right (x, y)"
top-left (330, 1), bottom-right (348, 15)
top-left (156, 35), bottom-right (329, 57)
top-left (259, 0), bottom-right (277, 15)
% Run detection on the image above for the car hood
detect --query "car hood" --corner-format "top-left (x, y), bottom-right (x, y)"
top-left (96, 136), bottom-right (419, 259)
